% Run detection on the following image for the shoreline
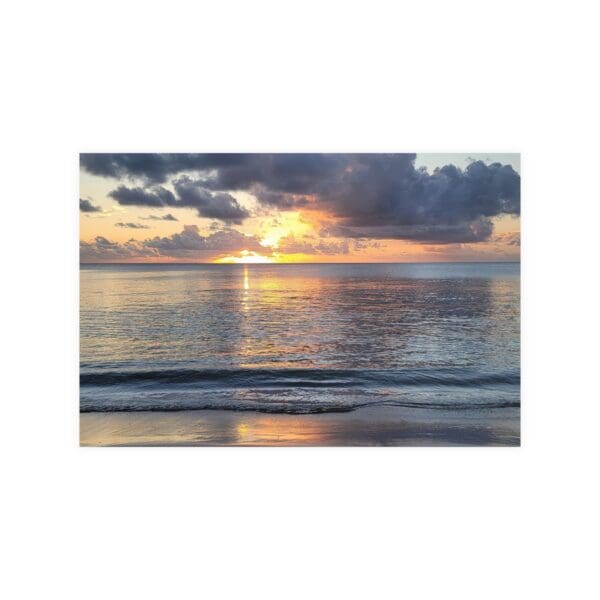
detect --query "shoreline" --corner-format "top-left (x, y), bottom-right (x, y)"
top-left (80, 405), bottom-right (520, 447)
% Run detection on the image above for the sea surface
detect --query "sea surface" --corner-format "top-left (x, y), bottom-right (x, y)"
top-left (80, 263), bottom-right (520, 423)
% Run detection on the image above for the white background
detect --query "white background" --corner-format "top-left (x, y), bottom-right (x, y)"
top-left (1, 1), bottom-right (599, 598)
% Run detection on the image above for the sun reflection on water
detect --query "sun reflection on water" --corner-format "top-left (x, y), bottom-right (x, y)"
top-left (241, 266), bottom-right (250, 313)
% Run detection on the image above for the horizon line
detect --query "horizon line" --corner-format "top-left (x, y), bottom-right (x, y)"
top-left (80, 260), bottom-right (521, 266)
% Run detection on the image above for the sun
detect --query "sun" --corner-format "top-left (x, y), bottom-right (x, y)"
top-left (215, 250), bottom-right (274, 264)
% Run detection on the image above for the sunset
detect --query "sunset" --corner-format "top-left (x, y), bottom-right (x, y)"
top-left (80, 153), bottom-right (520, 264)
top-left (80, 152), bottom-right (520, 448)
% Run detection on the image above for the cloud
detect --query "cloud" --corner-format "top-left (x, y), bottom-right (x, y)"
top-left (172, 176), bottom-right (250, 224)
top-left (205, 154), bottom-right (345, 197)
top-left (83, 154), bottom-right (520, 243)
top-left (80, 225), bottom-right (267, 262)
top-left (277, 235), bottom-right (349, 255)
top-left (253, 187), bottom-right (310, 209)
top-left (277, 234), bottom-right (382, 255)
top-left (107, 180), bottom-right (249, 224)
top-left (321, 216), bottom-right (495, 244)
top-left (491, 231), bottom-right (521, 246)
top-left (80, 236), bottom-right (159, 261)
top-left (141, 213), bottom-right (178, 221)
top-left (79, 198), bottom-right (101, 212)
top-left (108, 185), bottom-right (176, 207)
top-left (143, 225), bottom-right (265, 258)
top-left (80, 153), bottom-right (248, 184)
top-left (352, 238), bottom-right (383, 251)
top-left (115, 222), bottom-right (150, 229)
top-left (311, 156), bottom-right (519, 243)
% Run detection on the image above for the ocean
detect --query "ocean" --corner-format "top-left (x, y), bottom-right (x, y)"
top-left (80, 263), bottom-right (520, 444)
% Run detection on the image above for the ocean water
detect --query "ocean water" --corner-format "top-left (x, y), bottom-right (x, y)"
top-left (80, 263), bottom-right (520, 418)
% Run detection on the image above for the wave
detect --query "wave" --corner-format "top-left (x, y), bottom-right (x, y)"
top-left (80, 398), bottom-right (520, 414)
top-left (80, 367), bottom-right (520, 388)
top-left (80, 366), bottom-right (520, 414)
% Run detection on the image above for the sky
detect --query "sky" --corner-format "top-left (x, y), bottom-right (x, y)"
top-left (80, 153), bottom-right (520, 263)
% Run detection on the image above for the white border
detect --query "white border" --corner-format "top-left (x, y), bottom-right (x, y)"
top-left (3, 1), bottom-right (599, 598)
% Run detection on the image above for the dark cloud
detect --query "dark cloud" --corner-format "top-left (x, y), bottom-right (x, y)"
top-left (141, 213), bottom-right (178, 221)
top-left (79, 198), bottom-right (101, 212)
top-left (253, 187), bottom-right (310, 209)
top-left (83, 154), bottom-right (520, 243)
top-left (115, 222), bottom-right (150, 229)
top-left (205, 154), bottom-right (346, 196)
top-left (311, 156), bottom-right (519, 243)
top-left (108, 185), bottom-right (175, 207)
top-left (107, 180), bottom-right (249, 224)
top-left (80, 153), bottom-right (248, 184)
top-left (321, 216), bottom-right (495, 244)
top-left (172, 176), bottom-right (250, 224)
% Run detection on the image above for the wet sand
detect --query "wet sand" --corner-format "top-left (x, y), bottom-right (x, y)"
top-left (80, 406), bottom-right (519, 446)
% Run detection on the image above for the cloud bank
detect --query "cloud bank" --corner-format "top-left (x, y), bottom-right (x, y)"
top-left (81, 153), bottom-right (520, 245)
top-left (80, 236), bottom-right (159, 261)
top-left (80, 225), bottom-right (267, 262)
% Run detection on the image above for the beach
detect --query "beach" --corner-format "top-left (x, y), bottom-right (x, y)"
top-left (80, 405), bottom-right (519, 446)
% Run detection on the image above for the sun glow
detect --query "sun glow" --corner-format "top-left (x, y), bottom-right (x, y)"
top-left (215, 250), bottom-right (274, 264)
top-left (258, 211), bottom-right (312, 250)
